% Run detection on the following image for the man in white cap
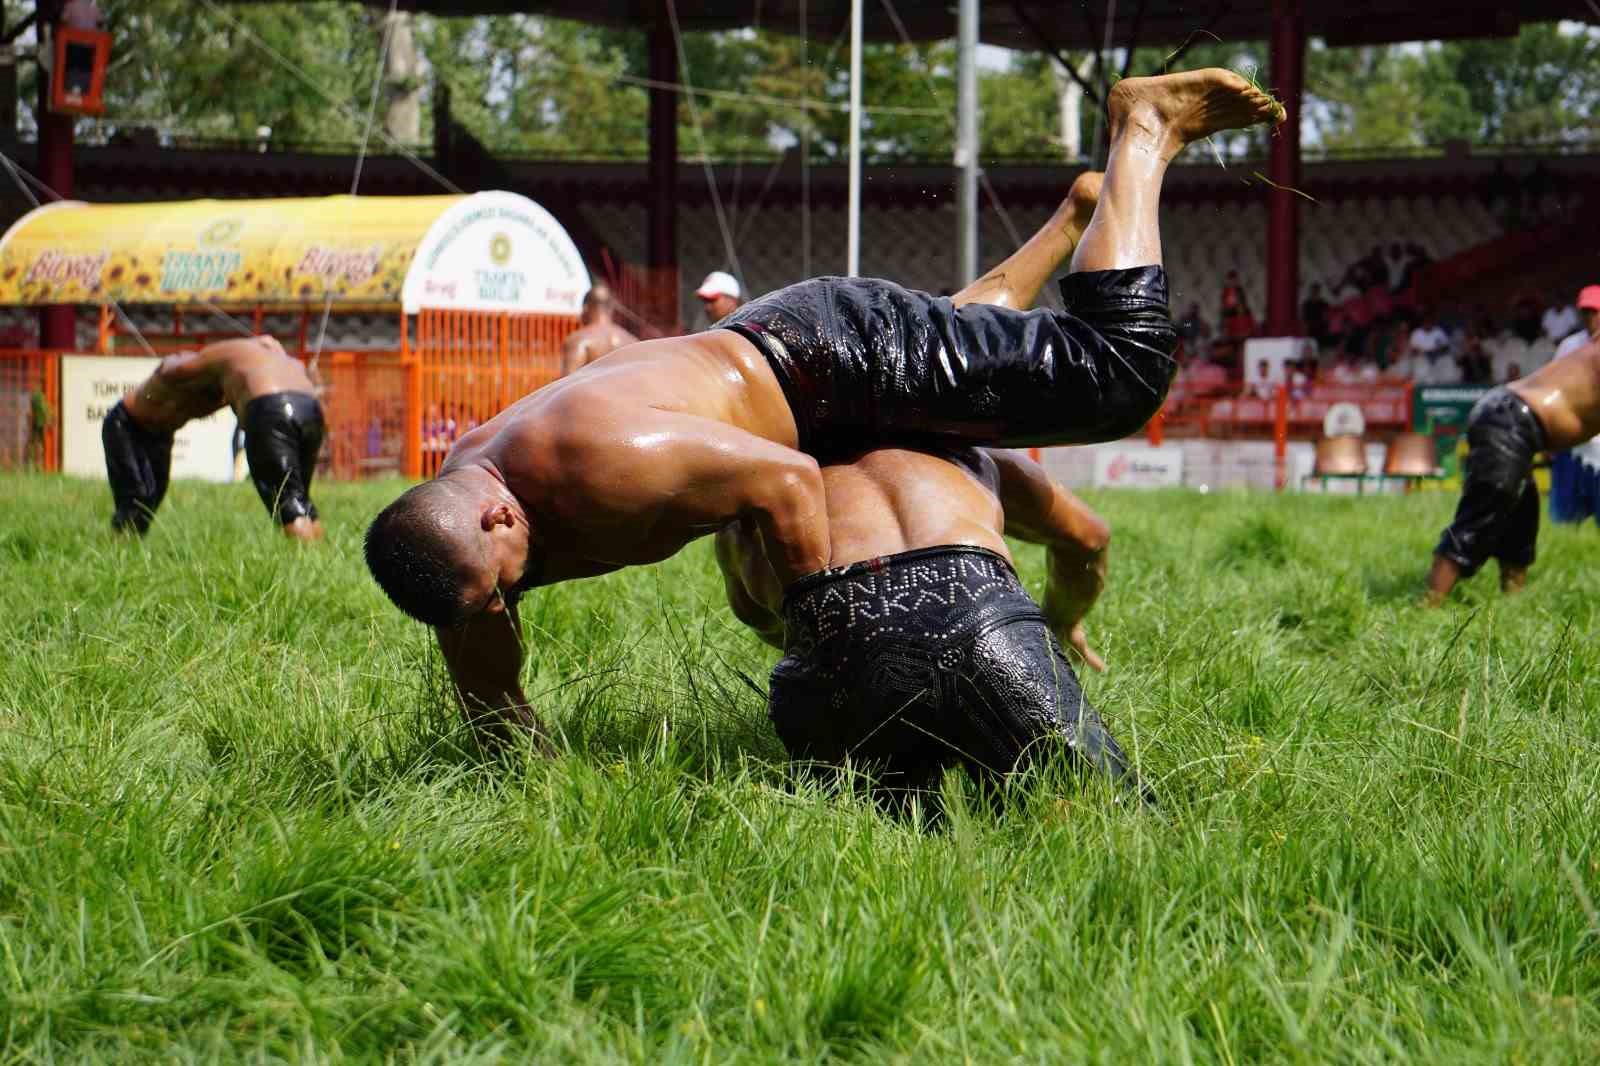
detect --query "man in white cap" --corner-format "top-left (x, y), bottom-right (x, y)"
top-left (696, 270), bottom-right (743, 324)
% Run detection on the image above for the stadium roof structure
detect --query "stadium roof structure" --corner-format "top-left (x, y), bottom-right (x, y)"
top-left (217, 0), bottom-right (1596, 339)
top-left (256, 0), bottom-right (1590, 50)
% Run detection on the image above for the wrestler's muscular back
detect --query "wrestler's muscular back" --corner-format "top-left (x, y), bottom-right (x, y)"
top-left (720, 449), bottom-right (1011, 615)
top-left (441, 331), bottom-right (813, 574)
top-left (1509, 340), bottom-right (1600, 450)
top-left (122, 336), bottom-right (313, 431)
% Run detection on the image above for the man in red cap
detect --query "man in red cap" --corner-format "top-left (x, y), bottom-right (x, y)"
top-left (696, 270), bottom-right (743, 324)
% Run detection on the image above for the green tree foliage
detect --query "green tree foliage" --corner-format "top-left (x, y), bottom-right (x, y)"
top-left (87, 1), bottom-right (384, 146)
top-left (35, 8), bottom-right (1599, 163)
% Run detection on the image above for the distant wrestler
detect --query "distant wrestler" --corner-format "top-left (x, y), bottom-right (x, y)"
top-left (363, 69), bottom-right (1282, 746)
top-left (560, 282), bottom-right (638, 376)
top-left (1426, 336), bottom-right (1600, 603)
top-left (717, 445), bottom-right (1152, 811)
top-left (103, 335), bottom-right (325, 541)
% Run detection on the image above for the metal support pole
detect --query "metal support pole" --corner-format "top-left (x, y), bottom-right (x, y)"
top-left (36, 16), bottom-right (74, 351)
top-left (647, 13), bottom-right (678, 275)
top-left (955, 0), bottom-right (978, 288)
top-left (846, 0), bottom-right (862, 277)
top-left (1264, 0), bottom-right (1305, 336)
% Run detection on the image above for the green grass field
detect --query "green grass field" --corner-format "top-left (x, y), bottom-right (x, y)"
top-left (1, 471), bottom-right (1597, 1062)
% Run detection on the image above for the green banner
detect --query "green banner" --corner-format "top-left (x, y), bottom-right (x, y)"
top-left (1412, 385), bottom-right (1491, 485)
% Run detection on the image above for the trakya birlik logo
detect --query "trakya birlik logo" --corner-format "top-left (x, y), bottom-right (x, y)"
top-left (489, 233), bottom-right (513, 266)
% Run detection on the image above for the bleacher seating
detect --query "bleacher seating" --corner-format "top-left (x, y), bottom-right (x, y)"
top-left (582, 190), bottom-right (1507, 330)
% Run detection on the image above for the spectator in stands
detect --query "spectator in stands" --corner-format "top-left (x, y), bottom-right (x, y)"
top-left (1542, 290), bottom-right (1581, 346)
top-left (1219, 270), bottom-right (1254, 342)
top-left (1330, 349), bottom-right (1377, 385)
top-left (1510, 291), bottom-right (1542, 343)
top-left (1174, 301), bottom-right (1210, 351)
top-left (1301, 282), bottom-right (1331, 348)
top-left (1408, 311), bottom-right (1450, 364)
top-left (1384, 243), bottom-right (1409, 294)
top-left (1554, 286), bottom-right (1599, 359)
top-left (1248, 360), bottom-right (1275, 400)
top-left (696, 271), bottom-right (743, 325)
top-left (1289, 355), bottom-right (1313, 401)
top-left (1457, 334), bottom-right (1494, 385)
top-left (1503, 362), bottom-right (1522, 384)
top-left (1400, 242), bottom-right (1432, 292)
top-left (561, 282), bottom-right (639, 376)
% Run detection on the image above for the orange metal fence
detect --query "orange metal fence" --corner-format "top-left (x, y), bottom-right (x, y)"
top-left (409, 309), bottom-right (578, 478)
top-left (0, 350), bottom-right (60, 471)
top-left (320, 349), bottom-right (408, 480)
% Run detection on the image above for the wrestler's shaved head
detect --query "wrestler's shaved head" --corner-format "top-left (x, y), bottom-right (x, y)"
top-left (583, 283), bottom-right (614, 313)
top-left (365, 480), bottom-right (483, 626)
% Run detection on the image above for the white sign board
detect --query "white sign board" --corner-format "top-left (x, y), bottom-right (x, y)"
top-left (61, 356), bottom-right (237, 483)
top-left (1243, 336), bottom-right (1316, 386)
top-left (1092, 444), bottom-right (1185, 489)
top-left (401, 190), bottom-right (591, 315)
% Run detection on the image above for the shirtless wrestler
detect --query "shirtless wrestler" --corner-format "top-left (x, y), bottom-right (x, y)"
top-left (363, 69), bottom-right (1283, 747)
top-left (560, 282), bottom-right (638, 376)
top-left (717, 445), bottom-right (1153, 810)
top-left (102, 335), bottom-right (326, 542)
top-left (1426, 337), bottom-right (1600, 603)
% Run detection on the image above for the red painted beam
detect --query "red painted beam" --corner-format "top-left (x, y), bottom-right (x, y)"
top-left (1263, 0), bottom-right (1304, 337)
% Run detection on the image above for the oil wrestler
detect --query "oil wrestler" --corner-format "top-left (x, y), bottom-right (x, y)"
top-left (363, 69), bottom-right (1283, 747)
top-left (103, 335), bottom-right (325, 541)
top-left (717, 444), bottom-right (1154, 812)
top-left (1426, 336), bottom-right (1600, 603)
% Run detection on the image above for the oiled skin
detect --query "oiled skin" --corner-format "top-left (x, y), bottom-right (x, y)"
top-left (122, 335), bottom-right (315, 431)
top-left (425, 68), bottom-right (1283, 748)
top-left (1507, 337), bottom-right (1600, 451)
top-left (715, 448), bottom-right (1111, 668)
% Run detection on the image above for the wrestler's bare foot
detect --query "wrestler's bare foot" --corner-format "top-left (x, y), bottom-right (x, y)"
top-left (1422, 554), bottom-right (1460, 607)
top-left (283, 517), bottom-right (324, 543)
top-left (1107, 68), bottom-right (1284, 161)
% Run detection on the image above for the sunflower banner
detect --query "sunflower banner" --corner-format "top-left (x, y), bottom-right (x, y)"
top-left (0, 191), bottom-right (589, 316)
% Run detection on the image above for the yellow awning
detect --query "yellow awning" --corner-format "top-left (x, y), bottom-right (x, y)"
top-left (0, 192), bottom-right (590, 315)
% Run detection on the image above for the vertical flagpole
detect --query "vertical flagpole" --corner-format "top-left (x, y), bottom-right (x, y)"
top-left (956, 0), bottom-right (978, 287)
top-left (846, 0), bottom-right (863, 277)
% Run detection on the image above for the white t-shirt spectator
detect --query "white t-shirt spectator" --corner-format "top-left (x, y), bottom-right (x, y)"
top-left (1409, 325), bottom-right (1450, 357)
top-left (1389, 350), bottom-right (1427, 381)
top-left (1556, 330), bottom-right (1593, 359)
top-left (1421, 354), bottom-right (1461, 386)
top-left (1385, 250), bottom-right (1408, 291)
top-left (1543, 305), bottom-right (1581, 343)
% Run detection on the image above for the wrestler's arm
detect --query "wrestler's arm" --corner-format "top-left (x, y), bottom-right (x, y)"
top-left (714, 523), bottom-right (786, 649)
top-left (433, 596), bottom-right (552, 754)
top-left (603, 413), bottom-right (830, 585)
top-left (988, 449), bottom-right (1110, 671)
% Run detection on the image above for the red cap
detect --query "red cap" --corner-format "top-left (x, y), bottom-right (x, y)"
top-left (1579, 285), bottom-right (1600, 312)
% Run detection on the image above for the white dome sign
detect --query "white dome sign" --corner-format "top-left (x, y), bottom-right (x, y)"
top-left (401, 190), bottom-right (590, 315)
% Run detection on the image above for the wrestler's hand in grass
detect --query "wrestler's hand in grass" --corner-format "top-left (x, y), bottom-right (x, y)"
top-left (991, 449), bottom-right (1112, 675)
top-left (1065, 621), bottom-right (1106, 673)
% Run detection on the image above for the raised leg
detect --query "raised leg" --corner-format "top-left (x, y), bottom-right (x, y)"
top-left (1071, 69), bottom-right (1283, 274)
top-left (952, 172), bottom-right (1101, 310)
